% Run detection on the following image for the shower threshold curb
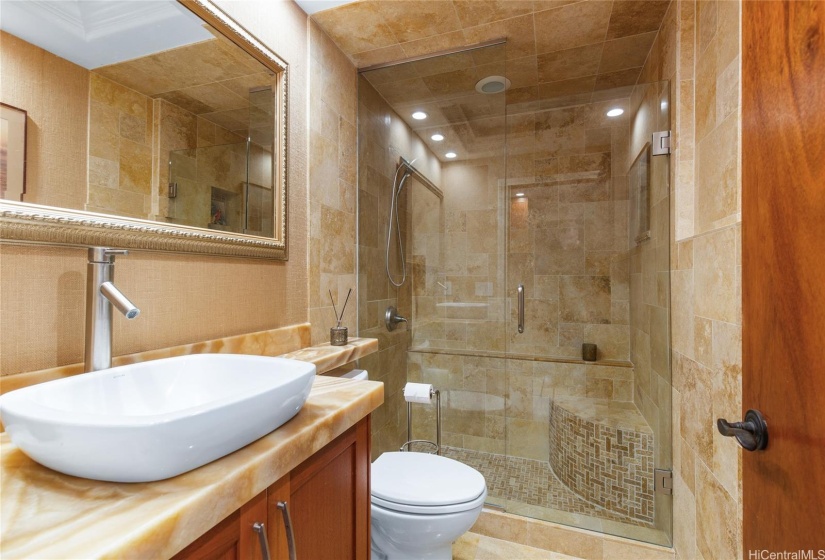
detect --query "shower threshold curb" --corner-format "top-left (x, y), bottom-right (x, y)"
top-left (470, 509), bottom-right (674, 559)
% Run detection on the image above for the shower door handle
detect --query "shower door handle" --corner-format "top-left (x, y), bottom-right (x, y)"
top-left (517, 284), bottom-right (525, 333)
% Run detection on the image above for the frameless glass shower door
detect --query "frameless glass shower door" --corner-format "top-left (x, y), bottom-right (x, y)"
top-left (501, 76), bottom-right (673, 544)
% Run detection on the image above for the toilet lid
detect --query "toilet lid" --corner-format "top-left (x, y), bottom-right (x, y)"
top-left (371, 452), bottom-right (486, 508)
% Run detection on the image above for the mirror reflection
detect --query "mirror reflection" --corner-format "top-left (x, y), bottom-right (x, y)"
top-left (0, 0), bottom-right (278, 237)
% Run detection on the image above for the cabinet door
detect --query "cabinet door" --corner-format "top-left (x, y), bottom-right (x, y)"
top-left (174, 491), bottom-right (268, 560)
top-left (279, 417), bottom-right (370, 560)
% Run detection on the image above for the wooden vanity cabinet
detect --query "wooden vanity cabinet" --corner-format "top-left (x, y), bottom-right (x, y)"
top-left (175, 417), bottom-right (370, 560)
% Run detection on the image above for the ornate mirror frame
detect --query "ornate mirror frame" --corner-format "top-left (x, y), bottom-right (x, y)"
top-left (0, 0), bottom-right (289, 260)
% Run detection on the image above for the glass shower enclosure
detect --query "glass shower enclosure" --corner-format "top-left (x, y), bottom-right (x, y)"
top-left (166, 86), bottom-right (275, 237)
top-left (357, 41), bottom-right (672, 546)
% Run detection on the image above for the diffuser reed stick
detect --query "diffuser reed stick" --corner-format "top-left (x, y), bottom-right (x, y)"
top-left (329, 289), bottom-right (339, 325)
top-left (329, 288), bottom-right (353, 327)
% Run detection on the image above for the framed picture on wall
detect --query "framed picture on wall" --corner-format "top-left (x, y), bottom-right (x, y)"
top-left (0, 103), bottom-right (27, 202)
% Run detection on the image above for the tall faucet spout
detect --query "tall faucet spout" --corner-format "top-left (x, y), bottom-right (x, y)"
top-left (100, 282), bottom-right (140, 319)
top-left (85, 248), bottom-right (140, 372)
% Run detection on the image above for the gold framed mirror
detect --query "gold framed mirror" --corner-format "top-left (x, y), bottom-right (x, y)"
top-left (0, 0), bottom-right (288, 259)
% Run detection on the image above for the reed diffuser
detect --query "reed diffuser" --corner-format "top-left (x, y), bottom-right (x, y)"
top-left (329, 288), bottom-right (352, 346)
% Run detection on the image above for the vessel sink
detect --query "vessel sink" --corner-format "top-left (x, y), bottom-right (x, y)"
top-left (0, 354), bottom-right (316, 482)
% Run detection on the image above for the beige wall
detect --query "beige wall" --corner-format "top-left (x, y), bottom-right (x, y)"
top-left (0, 31), bottom-right (88, 210)
top-left (645, 0), bottom-right (743, 558)
top-left (1, 0), bottom-right (313, 377)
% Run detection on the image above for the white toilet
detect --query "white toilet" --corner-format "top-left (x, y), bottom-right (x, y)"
top-left (370, 451), bottom-right (487, 560)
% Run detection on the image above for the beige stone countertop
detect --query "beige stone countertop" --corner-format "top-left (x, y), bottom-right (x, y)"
top-left (281, 337), bottom-right (378, 374)
top-left (0, 376), bottom-right (384, 559)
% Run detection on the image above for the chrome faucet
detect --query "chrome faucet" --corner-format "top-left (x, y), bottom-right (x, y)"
top-left (85, 247), bottom-right (140, 372)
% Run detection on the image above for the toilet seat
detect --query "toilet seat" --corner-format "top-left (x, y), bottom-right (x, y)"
top-left (372, 490), bottom-right (487, 515)
top-left (371, 452), bottom-right (487, 515)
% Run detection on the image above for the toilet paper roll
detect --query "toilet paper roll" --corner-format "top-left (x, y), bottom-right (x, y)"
top-left (404, 382), bottom-right (433, 404)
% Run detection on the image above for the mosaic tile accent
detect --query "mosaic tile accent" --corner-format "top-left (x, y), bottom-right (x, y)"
top-left (549, 399), bottom-right (655, 523)
top-left (442, 447), bottom-right (654, 529)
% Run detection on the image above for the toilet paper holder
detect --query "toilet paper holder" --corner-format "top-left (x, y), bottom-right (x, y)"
top-left (400, 386), bottom-right (442, 455)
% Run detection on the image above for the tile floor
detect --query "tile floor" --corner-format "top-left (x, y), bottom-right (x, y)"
top-left (442, 446), bottom-right (654, 528)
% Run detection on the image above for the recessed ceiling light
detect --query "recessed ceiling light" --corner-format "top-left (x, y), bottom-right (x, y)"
top-left (412, 111), bottom-right (428, 120)
top-left (606, 108), bottom-right (624, 117)
top-left (431, 133), bottom-right (444, 141)
top-left (475, 75), bottom-right (512, 94)
top-left (445, 152), bottom-right (457, 159)
top-left (515, 192), bottom-right (525, 197)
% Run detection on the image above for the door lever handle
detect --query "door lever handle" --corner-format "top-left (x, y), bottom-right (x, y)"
top-left (717, 409), bottom-right (768, 451)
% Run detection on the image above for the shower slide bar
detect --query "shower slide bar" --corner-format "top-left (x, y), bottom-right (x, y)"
top-left (398, 157), bottom-right (444, 200)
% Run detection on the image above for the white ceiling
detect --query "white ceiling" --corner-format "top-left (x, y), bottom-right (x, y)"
top-left (294, 0), bottom-right (355, 16)
top-left (0, 1), bottom-right (213, 69)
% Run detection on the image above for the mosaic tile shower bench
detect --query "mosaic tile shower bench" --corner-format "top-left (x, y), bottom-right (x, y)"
top-left (548, 397), bottom-right (655, 523)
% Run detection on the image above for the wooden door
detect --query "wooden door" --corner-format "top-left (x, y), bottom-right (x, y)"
top-left (742, 0), bottom-right (825, 553)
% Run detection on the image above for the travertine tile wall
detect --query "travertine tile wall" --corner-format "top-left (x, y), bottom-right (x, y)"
top-left (506, 99), bottom-right (633, 362)
top-left (410, 98), bottom-right (635, 363)
top-left (357, 76), bottom-right (442, 458)
top-left (411, 157), bottom-right (507, 354)
top-left (307, 21), bottom-right (358, 347)
top-left (642, 1), bottom-right (743, 558)
top-left (86, 74), bottom-right (154, 219)
top-left (0, 31), bottom-right (88, 210)
top-left (1, 0), bottom-right (310, 377)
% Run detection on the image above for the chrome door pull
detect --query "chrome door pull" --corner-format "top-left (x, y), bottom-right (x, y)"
top-left (517, 284), bottom-right (525, 334)
top-left (717, 409), bottom-right (768, 451)
top-left (252, 522), bottom-right (271, 560)
top-left (277, 501), bottom-right (298, 560)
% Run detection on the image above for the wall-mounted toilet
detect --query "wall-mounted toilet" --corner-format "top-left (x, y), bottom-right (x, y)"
top-left (371, 451), bottom-right (487, 560)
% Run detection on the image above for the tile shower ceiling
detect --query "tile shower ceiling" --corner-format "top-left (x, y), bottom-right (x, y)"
top-left (329, 0), bottom-right (669, 160)
top-left (93, 35), bottom-right (274, 142)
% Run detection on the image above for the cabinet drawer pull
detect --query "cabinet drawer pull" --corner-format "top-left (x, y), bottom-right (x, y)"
top-left (277, 501), bottom-right (297, 560)
top-left (252, 522), bottom-right (271, 560)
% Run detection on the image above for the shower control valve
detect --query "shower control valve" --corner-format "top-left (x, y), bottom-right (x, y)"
top-left (385, 306), bottom-right (407, 332)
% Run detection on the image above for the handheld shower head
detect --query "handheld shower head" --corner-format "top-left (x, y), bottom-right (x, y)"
top-left (397, 170), bottom-right (412, 193)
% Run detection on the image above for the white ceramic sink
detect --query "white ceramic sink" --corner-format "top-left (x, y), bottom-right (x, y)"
top-left (0, 354), bottom-right (316, 482)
